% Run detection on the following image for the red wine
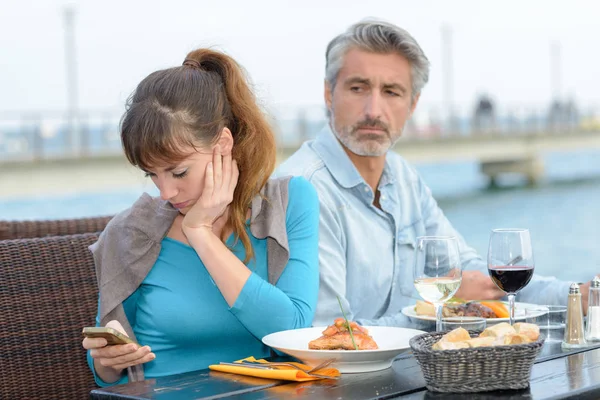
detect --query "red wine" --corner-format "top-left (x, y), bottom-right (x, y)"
top-left (488, 266), bottom-right (534, 293)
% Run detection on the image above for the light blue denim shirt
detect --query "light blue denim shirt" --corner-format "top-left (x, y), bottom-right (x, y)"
top-left (276, 125), bottom-right (572, 328)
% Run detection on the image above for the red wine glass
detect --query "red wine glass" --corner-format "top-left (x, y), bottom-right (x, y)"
top-left (488, 228), bottom-right (535, 325)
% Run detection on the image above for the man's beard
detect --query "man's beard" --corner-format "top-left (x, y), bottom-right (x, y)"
top-left (331, 115), bottom-right (401, 157)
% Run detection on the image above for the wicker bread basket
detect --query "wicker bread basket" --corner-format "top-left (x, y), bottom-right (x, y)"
top-left (409, 330), bottom-right (544, 393)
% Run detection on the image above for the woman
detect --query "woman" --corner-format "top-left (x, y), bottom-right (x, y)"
top-left (82, 48), bottom-right (320, 386)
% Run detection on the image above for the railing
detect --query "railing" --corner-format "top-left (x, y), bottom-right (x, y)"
top-left (0, 110), bottom-right (122, 161)
top-left (0, 103), bottom-right (599, 162)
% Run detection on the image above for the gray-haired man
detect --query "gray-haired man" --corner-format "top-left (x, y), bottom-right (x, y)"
top-left (276, 19), bottom-right (580, 328)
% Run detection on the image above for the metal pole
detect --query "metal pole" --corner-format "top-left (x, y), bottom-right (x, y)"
top-left (297, 109), bottom-right (308, 144)
top-left (63, 6), bottom-right (79, 155)
top-left (550, 40), bottom-right (562, 101)
top-left (441, 25), bottom-right (455, 135)
top-left (549, 40), bottom-right (564, 131)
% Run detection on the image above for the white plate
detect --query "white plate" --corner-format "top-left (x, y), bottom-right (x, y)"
top-left (401, 302), bottom-right (545, 323)
top-left (261, 326), bottom-right (425, 374)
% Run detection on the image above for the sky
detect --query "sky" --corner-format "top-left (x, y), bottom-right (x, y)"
top-left (1, 0), bottom-right (599, 120)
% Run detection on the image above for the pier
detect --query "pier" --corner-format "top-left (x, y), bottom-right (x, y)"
top-left (1, 108), bottom-right (599, 198)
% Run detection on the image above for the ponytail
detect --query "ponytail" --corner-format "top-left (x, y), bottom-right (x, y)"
top-left (184, 49), bottom-right (277, 262)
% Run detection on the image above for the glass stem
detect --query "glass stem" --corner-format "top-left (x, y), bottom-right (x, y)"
top-left (435, 302), bottom-right (444, 331)
top-left (508, 293), bottom-right (516, 325)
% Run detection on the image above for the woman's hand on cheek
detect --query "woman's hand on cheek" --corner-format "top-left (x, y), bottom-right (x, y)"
top-left (182, 146), bottom-right (239, 232)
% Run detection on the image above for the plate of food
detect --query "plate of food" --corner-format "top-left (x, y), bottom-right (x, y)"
top-left (401, 300), bottom-right (545, 323)
top-left (262, 318), bottom-right (425, 373)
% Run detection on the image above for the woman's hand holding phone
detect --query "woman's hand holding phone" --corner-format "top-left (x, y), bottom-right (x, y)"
top-left (82, 320), bottom-right (155, 383)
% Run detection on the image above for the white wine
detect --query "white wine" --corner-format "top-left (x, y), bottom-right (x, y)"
top-left (414, 277), bottom-right (461, 303)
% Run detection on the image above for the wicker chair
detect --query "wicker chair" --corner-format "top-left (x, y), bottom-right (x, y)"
top-left (0, 233), bottom-right (100, 399)
top-left (0, 215), bottom-right (112, 240)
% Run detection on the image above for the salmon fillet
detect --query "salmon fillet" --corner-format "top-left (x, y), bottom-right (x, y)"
top-left (309, 318), bottom-right (379, 350)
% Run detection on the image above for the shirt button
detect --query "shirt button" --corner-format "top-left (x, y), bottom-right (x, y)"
top-left (381, 195), bottom-right (386, 200)
top-left (364, 186), bottom-right (369, 192)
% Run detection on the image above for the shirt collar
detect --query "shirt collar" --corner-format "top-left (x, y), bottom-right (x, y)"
top-left (312, 124), bottom-right (396, 189)
top-left (380, 158), bottom-right (396, 187)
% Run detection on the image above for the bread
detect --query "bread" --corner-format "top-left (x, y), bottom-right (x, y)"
top-left (480, 322), bottom-right (516, 338)
top-left (415, 300), bottom-right (435, 317)
top-left (494, 333), bottom-right (531, 345)
top-left (441, 327), bottom-right (471, 343)
top-left (513, 323), bottom-right (540, 341)
top-left (432, 340), bottom-right (470, 350)
top-left (431, 328), bottom-right (471, 350)
top-left (432, 324), bottom-right (535, 351)
top-left (465, 337), bottom-right (496, 348)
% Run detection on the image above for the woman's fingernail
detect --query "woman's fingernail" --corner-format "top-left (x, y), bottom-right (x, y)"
top-left (150, 353), bottom-right (156, 360)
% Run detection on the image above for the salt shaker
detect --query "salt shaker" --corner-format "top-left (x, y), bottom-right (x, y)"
top-left (562, 283), bottom-right (587, 349)
top-left (585, 277), bottom-right (600, 342)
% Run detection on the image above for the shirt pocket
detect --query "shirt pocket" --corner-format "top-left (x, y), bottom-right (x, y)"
top-left (395, 227), bottom-right (418, 297)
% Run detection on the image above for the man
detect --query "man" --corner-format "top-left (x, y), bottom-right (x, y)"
top-left (276, 18), bottom-right (584, 327)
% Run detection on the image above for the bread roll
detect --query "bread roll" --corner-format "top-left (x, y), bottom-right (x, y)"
top-left (465, 337), bottom-right (496, 348)
top-left (480, 322), bottom-right (516, 338)
top-left (494, 333), bottom-right (531, 345)
top-left (432, 340), bottom-right (470, 350)
top-left (441, 327), bottom-right (471, 343)
top-left (415, 300), bottom-right (435, 317)
top-left (513, 323), bottom-right (540, 341)
top-left (431, 327), bottom-right (471, 350)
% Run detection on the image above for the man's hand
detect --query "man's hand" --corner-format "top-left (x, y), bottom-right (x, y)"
top-left (455, 270), bottom-right (505, 301)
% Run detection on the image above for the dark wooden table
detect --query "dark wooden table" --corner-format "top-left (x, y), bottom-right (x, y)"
top-left (90, 343), bottom-right (600, 400)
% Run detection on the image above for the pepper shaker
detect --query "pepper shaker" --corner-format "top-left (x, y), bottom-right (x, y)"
top-left (562, 283), bottom-right (587, 349)
top-left (585, 277), bottom-right (600, 342)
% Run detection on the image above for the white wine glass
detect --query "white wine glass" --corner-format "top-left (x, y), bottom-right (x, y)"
top-left (413, 236), bottom-right (462, 332)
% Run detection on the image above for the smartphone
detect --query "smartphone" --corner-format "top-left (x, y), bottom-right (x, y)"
top-left (82, 327), bottom-right (138, 346)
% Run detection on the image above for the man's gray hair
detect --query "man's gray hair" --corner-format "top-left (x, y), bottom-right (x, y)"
top-left (325, 18), bottom-right (430, 100)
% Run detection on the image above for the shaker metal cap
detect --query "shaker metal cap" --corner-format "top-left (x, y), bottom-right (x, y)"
top-left (592, 276), bottom-right (600, 288)
top-left (569, 283), bottom-right (581, 294)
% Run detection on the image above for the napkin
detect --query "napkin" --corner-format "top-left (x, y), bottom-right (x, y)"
top-left (209, 356), bottom-right (340, 381)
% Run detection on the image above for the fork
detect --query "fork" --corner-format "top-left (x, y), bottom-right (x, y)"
top-left (219, 358), bottom-right (338, 379)
top-left (248, 358), bottom-right (336, 373)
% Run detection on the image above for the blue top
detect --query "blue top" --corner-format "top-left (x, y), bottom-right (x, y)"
top-left (275, 125), bottom-right (572, 329)
top-left (89, 176), bottom-right (320, 386)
